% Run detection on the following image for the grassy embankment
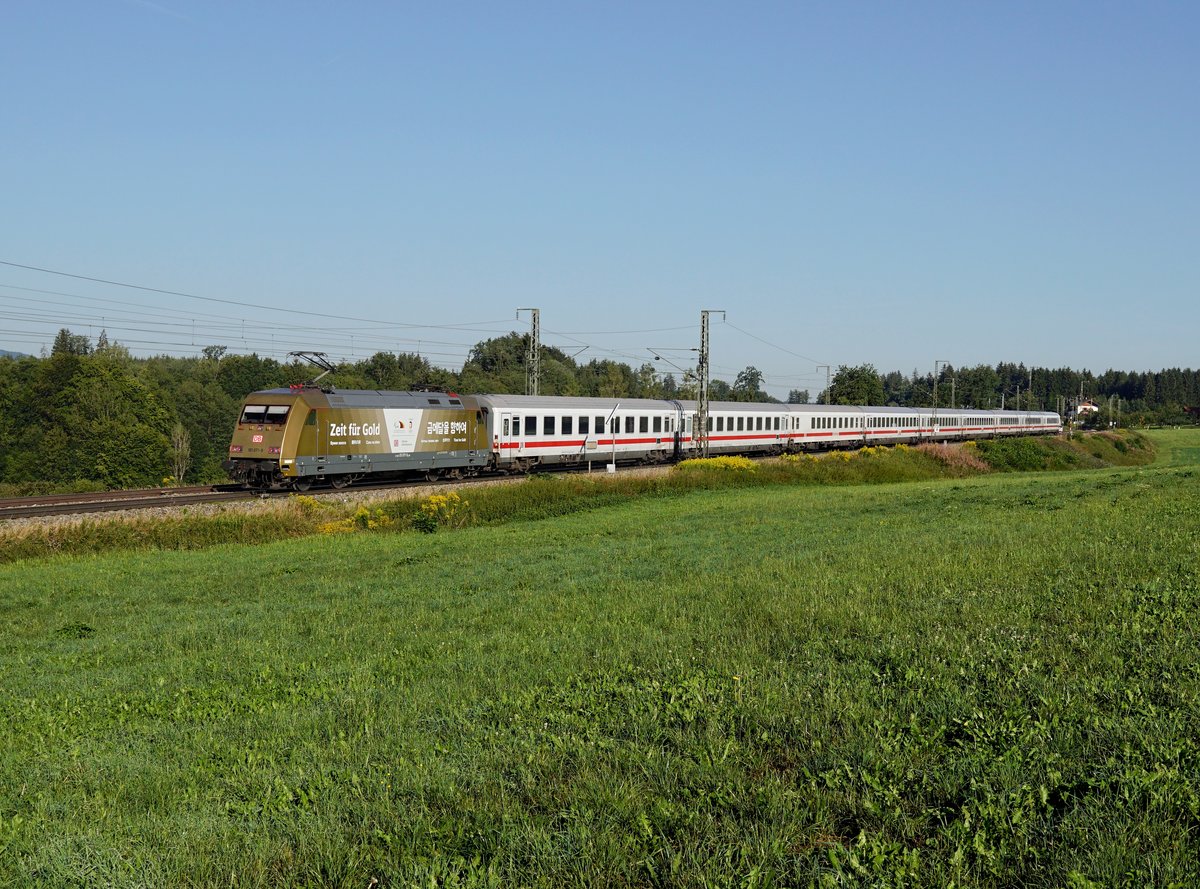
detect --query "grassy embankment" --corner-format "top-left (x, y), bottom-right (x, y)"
top-left (0, 431), bottom-right (1156, 564)
top-left (0, 429), bottom-right (1197, 886)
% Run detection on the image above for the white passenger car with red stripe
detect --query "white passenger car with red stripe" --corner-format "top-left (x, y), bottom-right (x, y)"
top-left (475, 395), bottom-right (690, 471)
top-left (475, 395), bottom-right (1062, 471)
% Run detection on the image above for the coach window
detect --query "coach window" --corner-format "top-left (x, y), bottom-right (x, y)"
top-left (735, 417), bottom-right (742, 431)
top-left (503, 418), bottom-right (510, 436)
top-left (562, 416), bottom-right (573, 435)
top-left (625, 416), bottom-right (635, 434)
top-left (716, 417), bottom-right (724, 432)
top-left (653, 416), bottom-right (662, 433)
top-left (579, 416), bottom-right (589, 435)
top-left (525, 416), bottom-right (537, 437)
top-left (640, 416), bottom-right (649, 434)
top-left (543, 416), bottom-right (555, 436)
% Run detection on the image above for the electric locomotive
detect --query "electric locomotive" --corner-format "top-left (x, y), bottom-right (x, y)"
top-left (223, 384), bottom-right (489, 490)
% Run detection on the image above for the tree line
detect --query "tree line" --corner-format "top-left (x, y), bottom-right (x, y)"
top-left (0, 329), bottom-right (1195, 489)
top-left (813, 362), bottom-right (1200, 430)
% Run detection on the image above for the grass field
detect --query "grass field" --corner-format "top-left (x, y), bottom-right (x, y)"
top-left (1, 429), bottom-right (1198, 886)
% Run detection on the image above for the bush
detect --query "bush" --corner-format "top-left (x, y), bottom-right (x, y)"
top-left (674, 455), bottom-right (758, 473)
top-left (916, 442), bottom-right (992, 474)
top-left (975, 438), bottom-right (1055, 472)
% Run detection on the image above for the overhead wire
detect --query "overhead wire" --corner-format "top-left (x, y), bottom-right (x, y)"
top-left (0, 260), bottom-right (520, 333)
top-left (3, 260), bottom-right (832, 395)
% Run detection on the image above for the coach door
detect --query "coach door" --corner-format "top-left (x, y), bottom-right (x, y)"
top-left (499, 412), bottom-right (519, 462)
top-left (668, 400), bottom-right (684, 459)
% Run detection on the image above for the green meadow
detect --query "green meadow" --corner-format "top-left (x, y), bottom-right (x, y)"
top-left (1, 430), bottom-right (1198, 887)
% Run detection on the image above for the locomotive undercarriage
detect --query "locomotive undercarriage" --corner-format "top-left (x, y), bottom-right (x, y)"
top-left (227, 457), bottom-right (484, 491)
top-left (223, 458), bottom-right (289, 490)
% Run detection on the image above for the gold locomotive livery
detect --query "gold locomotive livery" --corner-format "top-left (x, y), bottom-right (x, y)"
top-left (224, 385), bottom-right (489, 490)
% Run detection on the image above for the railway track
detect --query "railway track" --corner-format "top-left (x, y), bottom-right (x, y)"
top-left (0, 485), bottom-right (255, 520)
top-left (0, 464), bottom-right (656, 522)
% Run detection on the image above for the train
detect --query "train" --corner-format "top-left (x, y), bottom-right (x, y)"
top-left (223, 383), bottom-right (1063, 490)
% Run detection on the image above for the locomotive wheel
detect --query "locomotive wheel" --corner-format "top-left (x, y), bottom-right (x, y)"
top-left (445, 468), bottom-right (463, 481)
top-left (424, 469), bottom-right (440, 482)
top-left (292, 478), bottom-right (312, 492)
top-left (330, 475), bottom-right (354, 490)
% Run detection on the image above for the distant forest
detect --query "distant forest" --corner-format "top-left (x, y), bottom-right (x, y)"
top-left (1, 328), bottom-right (1196, 489)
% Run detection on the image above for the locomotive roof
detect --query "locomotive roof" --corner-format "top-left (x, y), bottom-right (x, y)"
top-left (250, 388), bottom-right (469, 409)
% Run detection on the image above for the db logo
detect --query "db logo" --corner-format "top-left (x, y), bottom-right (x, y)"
top-left (252, 435), bottom-right (263, 443)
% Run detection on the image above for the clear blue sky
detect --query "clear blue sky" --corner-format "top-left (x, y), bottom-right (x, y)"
top-left (3, 1), bottom-right (1196, 398)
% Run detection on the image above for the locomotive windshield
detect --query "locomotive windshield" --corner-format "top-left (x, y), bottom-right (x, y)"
top-left (240, 404), bottom-right (290, 425)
